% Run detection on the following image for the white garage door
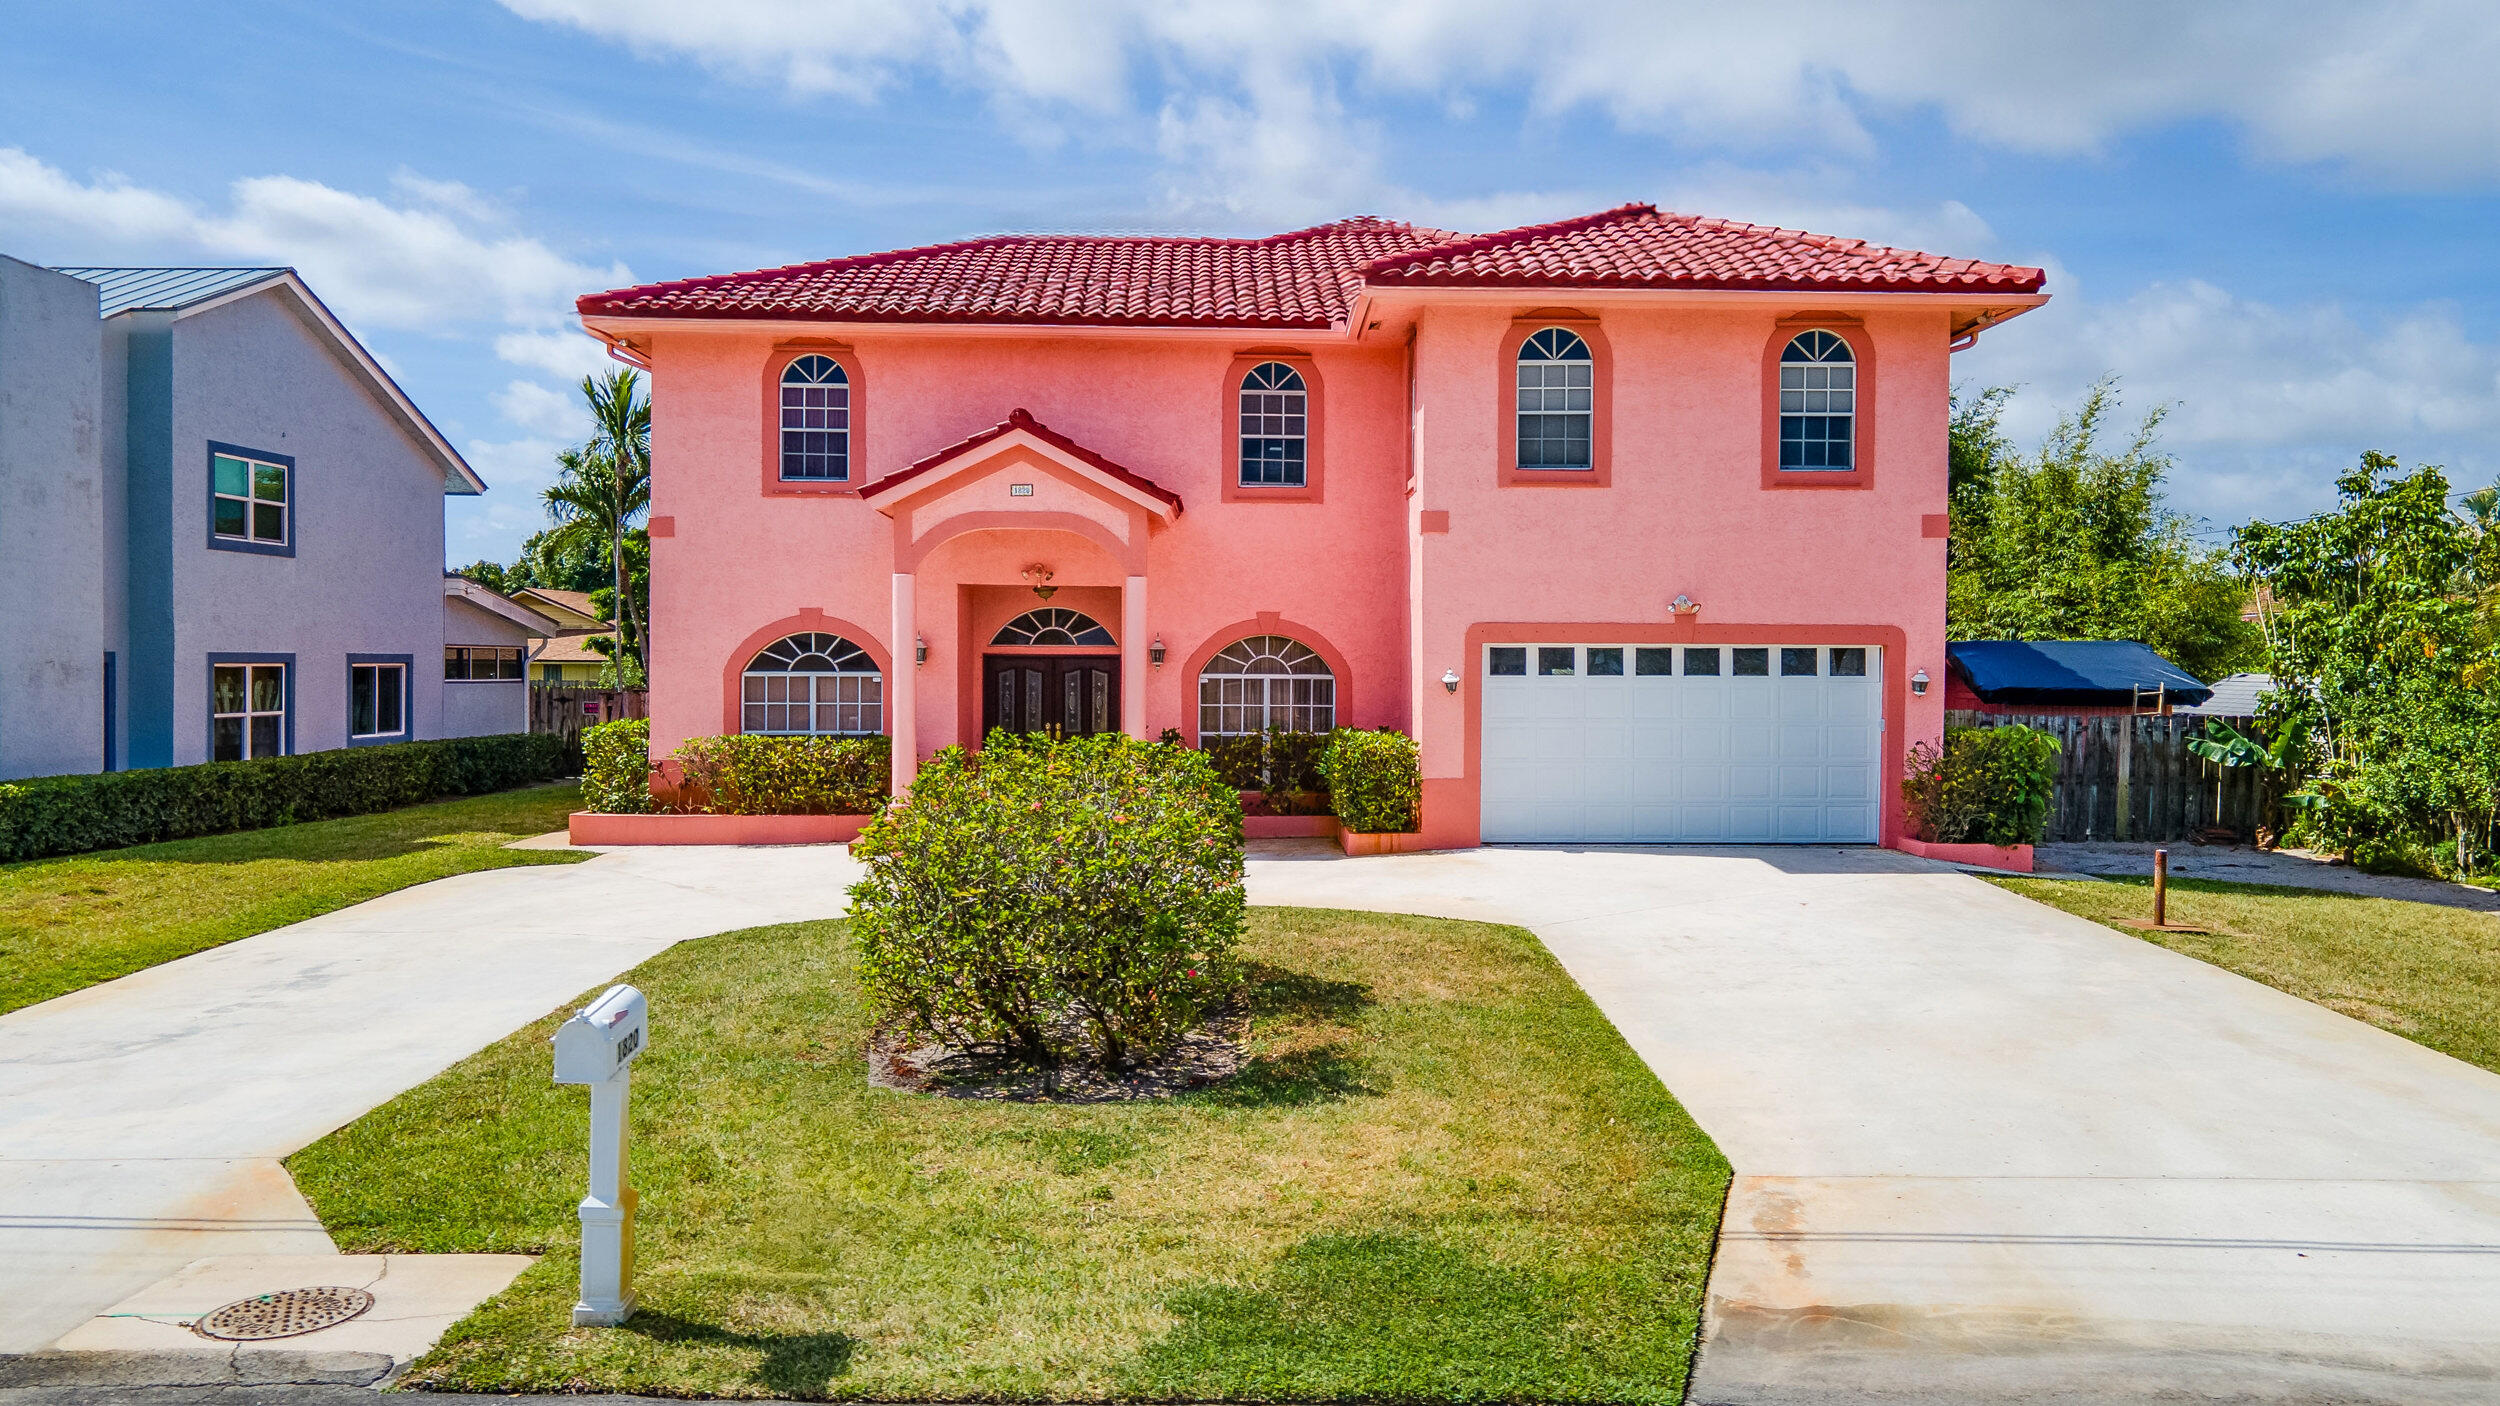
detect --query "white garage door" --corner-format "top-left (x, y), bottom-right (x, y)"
top-left (1480, 643), bottom-right (1880, 843)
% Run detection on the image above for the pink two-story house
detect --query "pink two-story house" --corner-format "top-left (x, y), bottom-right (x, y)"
top-left (575, 204), bottom-right (2044, 848)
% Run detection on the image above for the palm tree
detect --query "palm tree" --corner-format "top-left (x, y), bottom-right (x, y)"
top-left (543, 369), bottom-right (651, 672)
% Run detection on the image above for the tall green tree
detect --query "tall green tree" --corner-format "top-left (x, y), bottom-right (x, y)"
top-left (1947, 378), bottom-right (2259, 681)
top-left (2233, 453), bottom-right (2500, 868)
top-left (542, 368), bottom-right (651, 671)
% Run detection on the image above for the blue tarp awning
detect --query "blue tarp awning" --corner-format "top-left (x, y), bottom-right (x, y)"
top-left (1947, 639), bottom-right (2212, 707)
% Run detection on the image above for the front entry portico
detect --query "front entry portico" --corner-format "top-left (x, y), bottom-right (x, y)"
top-left (857, 408), bottom-right (1183, 792)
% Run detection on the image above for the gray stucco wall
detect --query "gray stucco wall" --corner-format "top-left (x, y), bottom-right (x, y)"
top-left (137, 289), bottom-right (451, 765)
top-left (0, 258), bottom-right (105, 781)
top-left (441, 595), bottom-right (534, 738)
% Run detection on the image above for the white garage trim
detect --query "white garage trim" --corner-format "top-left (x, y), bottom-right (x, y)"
top-left (1480, 641), bottom-right (1882, 843)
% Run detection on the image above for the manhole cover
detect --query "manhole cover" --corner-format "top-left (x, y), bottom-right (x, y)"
top-left (191, 1285), bottom-right (374, 1341)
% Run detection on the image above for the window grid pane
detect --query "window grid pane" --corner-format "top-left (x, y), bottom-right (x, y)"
top-left (779, 358), bottom-right (851, 481)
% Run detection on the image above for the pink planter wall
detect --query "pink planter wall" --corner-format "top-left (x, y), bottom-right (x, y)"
top-left (568, 811), bottom-right (870, 846)
top-left (1894, 835), bottom-right (2034, 872)
top-left (1339, 830), bottom-right (1435, 856)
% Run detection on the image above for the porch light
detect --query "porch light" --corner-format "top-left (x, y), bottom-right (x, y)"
top-left (1670, 593), bottom-right (1699, 616)
top-left (1441, 668), bottom-right (1460, 693)
top-left (915, 635), bottom-right (927, 666)
top-left (1149, 636), bottom-right (1166, 669)
top-left (1911, 668), bottom-right (1930, 696)
top-left (1021, 564), bottom-right (1057, 601)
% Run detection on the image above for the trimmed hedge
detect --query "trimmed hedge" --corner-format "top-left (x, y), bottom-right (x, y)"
top-left (1901, 723), bottom-right (2062, 846)
top-left (581, 719), bottom-right (655, 815)
top-left (671, 734), bottom-right (889, 815)
top-left (0, 732), bottom-right (570, 863)
top-left (1320, 727), bottom-right (1422, 833)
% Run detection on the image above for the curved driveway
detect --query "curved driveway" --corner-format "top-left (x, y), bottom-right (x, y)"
top-left (7, 839), bottom-right (2499, 1403)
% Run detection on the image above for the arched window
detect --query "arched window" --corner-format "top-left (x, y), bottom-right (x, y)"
top-left (1198, 635), bottom-right (1335, 736)
top-left (741, 631), bottom-right (880, 734)
top-left (1516, 328), bottom-right (1593, 469)
top-left (1778, 331), bottom-right (1855, 470)
top-left (1238, 362), bottom-right (1307, 486)
top-left (779, 354), bottom-right (850, 481)
top-left (992, 608), bottom-right (1115, 646)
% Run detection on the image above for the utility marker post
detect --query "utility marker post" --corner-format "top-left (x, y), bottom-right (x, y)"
top-left (553, 984), bottom-right (647, 1326)
top-left (2153, 848), bottom-right (2169, 928)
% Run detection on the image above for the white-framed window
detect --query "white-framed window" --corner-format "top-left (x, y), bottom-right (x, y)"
top-left (1779, 330), bottom-right (1856, 470)
top-left (350, 662), bottom-right (407, 740)
top-left (211, 662), bottom-right (287, 761)
top-left (992, 608), bottom-right (1115, 646)
top-left (1198, 635), bottom-right (1335, 736)
top-left (1516, 328), bottom-right (1593, 469)
top-left (1239, 361), bottom-right (1307, 486)
top-left (212, 450), bottom-right (289, 544)
top-left (741, 631), bottom-right (882, 734)
top-left (445, 646), bottom-right (524, 680)
top-left (779, 354), bottom-right (850, 481)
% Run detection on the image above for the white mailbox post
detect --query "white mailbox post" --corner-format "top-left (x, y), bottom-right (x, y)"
top-left (552, 983), bottom-right (647, 1326)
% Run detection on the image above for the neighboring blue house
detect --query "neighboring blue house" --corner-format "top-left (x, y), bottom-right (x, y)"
top-left (0, 256), bottom-right (553, 780)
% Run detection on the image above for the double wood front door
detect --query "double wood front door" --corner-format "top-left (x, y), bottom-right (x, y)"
top-left (983, 654), bottom-right (1121, 738)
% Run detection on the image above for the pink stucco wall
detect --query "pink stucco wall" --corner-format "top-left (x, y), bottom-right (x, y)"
top-left (636, 296), bottom-right (1960, 844)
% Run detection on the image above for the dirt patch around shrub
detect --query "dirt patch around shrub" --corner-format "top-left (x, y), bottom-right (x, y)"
top-left (867, 1006), bottom-right (1248, 1102)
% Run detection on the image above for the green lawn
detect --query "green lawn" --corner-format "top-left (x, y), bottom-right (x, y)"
top-left (0, 782), bottom-right (586, 1015)
top-left (289, 908), bottom-right (1730, 1402)
top-left (1994, 874), bottom-right (2500, 1075)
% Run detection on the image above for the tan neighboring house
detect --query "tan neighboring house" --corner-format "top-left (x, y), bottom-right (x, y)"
top-left (442, 576), bottom-right (559, 734)
top-left (513, 587), bottom-right (617, 684)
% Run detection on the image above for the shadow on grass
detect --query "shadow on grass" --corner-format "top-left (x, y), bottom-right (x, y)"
top-left (616, 1310), bottom-right (858, 1396)
top-left (1188, 1044), bottom-right (1381, 1108)
top-left (1241, 960), bottom-right (1374, 1021)
top-left (1123, 1231), bottom-right (1671, 1402)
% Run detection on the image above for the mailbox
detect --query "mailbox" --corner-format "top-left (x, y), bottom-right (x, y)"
top-left (552, 983), bottom-right (647, 1325)
top-left (554, 985), bottom-right (647, 1085)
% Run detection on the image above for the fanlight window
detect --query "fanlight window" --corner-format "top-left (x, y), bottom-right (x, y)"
top-left (1515, 327), bottom-right (1593, 469)
top-left (992, 608), bottom-right (1114, 647)
top-left (741, 631), bottom-right (881, 735)
top-left (1239, 361), bottom-right (1308, 487)
top-left (779, 354), bottom-right (850, 481)
top-left (1198, 635), bottom-right (1335, 736)
top-left (1778, 330), bottom-right (1855, 470)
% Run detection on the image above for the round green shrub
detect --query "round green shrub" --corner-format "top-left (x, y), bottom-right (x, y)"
top-left (849, 731), bottom-right (1246, 1073)
top-left (580, 718), bottom-right (654, 815)
top-left (1319, 728), bottom-right (1421, 834)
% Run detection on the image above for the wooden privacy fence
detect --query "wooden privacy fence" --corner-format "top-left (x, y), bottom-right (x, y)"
top-left (530, 684), bottom-right (649, 763)
top-left (1946, 711), bottom-right (2279, 843)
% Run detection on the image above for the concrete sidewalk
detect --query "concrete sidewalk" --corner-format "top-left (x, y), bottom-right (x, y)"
top-left (0, 843), bottom-right (860, 1355)
top-left (1247, 844), bottom-right (2500, 1403)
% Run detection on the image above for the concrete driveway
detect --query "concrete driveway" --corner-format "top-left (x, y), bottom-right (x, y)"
top-left (1247, 843), bottom-right (2500, 1404)
top-left (0, 844), bottom-right (860, 1355)
top-left (8, 838), bottom-right (2498, 1403)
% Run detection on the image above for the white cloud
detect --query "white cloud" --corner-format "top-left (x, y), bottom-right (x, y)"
top-left (492, 379), bottom-right (590, 439)
top-left (494, 328), bottom-right (618, 381)
top-left (0, 147), bottom-right (627, 330)
top-left (499, 0), bottom-right (2500, 188)
top-left (1958, 280), bottom-right (2500, 525)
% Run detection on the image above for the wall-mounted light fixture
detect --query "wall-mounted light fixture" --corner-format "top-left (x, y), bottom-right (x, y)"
top-left (1910, 668), bottom-right (1930, 696)
top-left (915, 635), bottom-right (928, 666)
top-left (1670, 593), bottom-right (1700, 616)
top-left (1021, 563), bottom-right (1057, 600)
top-left (1149, 636), bottom-right (1166, 669)
top-left (1441, 668), bottom-right (1460, 694)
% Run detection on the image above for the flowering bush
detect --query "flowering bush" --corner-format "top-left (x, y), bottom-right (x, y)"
top-left (849, 730), bottom-right (1244, 1073)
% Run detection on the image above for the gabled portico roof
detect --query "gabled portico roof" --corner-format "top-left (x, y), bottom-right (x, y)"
top-left (860, 407), bottom-right (1182, 520)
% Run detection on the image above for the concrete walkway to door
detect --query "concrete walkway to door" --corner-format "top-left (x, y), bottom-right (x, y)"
top-left (1247, 842), bottom-right (2500, 1404)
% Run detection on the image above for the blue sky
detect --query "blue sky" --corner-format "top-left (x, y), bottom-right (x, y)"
top-left (4, 1), bottom-right (2494, 564)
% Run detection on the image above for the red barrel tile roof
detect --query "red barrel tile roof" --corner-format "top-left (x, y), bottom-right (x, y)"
top-left (1361, 204), bottom-right (2047, 295)
top-left (578, 204), bottom-right (2043, 328)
